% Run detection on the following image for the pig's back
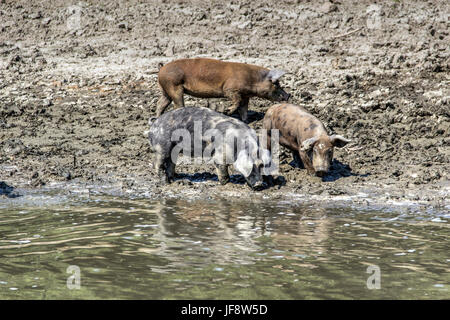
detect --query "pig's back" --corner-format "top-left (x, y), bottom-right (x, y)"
top-left (162, 58), bottom-right (266, 97)
top-left (265, 103), bottom-right (327, 141)
top-left (171, 58), bottom-right (265, 75)
top-left (149, 107), bottom-right (249, 140)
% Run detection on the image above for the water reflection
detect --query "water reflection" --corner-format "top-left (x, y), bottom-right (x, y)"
top-left (149, 199), bottom-right (331, 266)
top-left (0, 196), bottom-right (448, 299)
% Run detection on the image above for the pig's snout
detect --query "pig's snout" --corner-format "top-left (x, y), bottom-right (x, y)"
top-left (276, 91), bottom-right (290, 102)
top-left (249, 180), bottom-right (265, 191)
top-left (315, 170), bottom-right (326, 177)
top-left (315, 168), bottom-right (328, 177)
top-left (270, 86), bottom-right (290, 102)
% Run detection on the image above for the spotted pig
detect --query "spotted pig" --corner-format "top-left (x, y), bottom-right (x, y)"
top-left (263, 103), bottom-right (350, 177)
top-left (147, 107), bottom-right (273, 189)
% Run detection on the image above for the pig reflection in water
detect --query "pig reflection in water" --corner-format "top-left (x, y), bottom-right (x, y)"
top-left (147, 199), bottom-right (333, 269)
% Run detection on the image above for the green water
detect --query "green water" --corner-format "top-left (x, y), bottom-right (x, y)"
top-left (0, 195), bottom-right (449, 299)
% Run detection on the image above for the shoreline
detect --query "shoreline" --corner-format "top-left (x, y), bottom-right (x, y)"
top-left (1, 175), bottom-right (449, 215)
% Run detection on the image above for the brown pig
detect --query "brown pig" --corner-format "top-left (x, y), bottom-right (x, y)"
top-left (263, 103), bottom-right (350, 177)
top-left (156, 58), bottom-right (290, 122)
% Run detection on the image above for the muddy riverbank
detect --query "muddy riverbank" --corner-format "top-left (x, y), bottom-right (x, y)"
top-left (0, 0), bottom-right (449, 207)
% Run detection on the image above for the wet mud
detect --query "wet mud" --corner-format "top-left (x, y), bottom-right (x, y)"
top-left (0, 0), bottom-right (449, 208)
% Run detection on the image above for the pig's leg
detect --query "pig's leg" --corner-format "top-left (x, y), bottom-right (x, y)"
top-left (292, 150), bottom-right (302, 168)
top-left (156, 89), bottom-right (172, 117)
top-left (165, 151), bottom-right (177, 183)
top-left (161, 84), bottom-right (185, 110)
top-left (224, 91), bottom-right (242, 116)
top-left (237, 97), bottom-right (249, 123)
top-left (154, 153), bottom-right (169, 184)
top-left (298, 150), bottom-right (315, 175)
top-left (165, 159), bottom-right (176, 183)
top-left (215, 164), bottom-right (230, 185)
top-left (171, 86), bottom-right (185, 109)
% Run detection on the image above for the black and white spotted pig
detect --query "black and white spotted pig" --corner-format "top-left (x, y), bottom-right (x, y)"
top-left (147, 107), bottom-right (272, 189)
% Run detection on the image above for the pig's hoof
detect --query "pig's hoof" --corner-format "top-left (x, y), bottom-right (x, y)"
top-left (158, 175), bottom-right (170, 185)
top-left (225, 110), bottom-right (236, 117)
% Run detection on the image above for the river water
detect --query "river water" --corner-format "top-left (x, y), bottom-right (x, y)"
top-left (0, 191), bottom-right (449, 299)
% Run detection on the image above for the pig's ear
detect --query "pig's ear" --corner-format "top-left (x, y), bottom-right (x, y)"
top-left (234, 150), bottom-right (253, 178)
top-left (330, 135), bottom-right (351, 148)
top-left (300, 137), bottom-right (319, 152)
top-left (266, 69), bottom-right (286, 83)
